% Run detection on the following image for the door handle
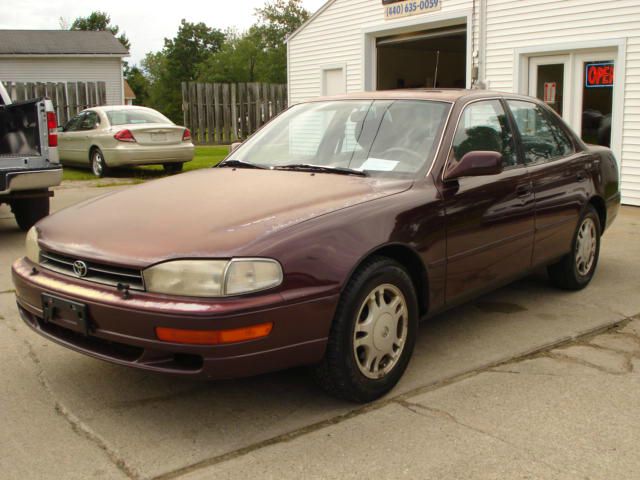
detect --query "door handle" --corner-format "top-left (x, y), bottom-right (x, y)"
top-left (516, 183), bottom-right (533, 197)
top-left (576, 171), bottom-right (586, 182)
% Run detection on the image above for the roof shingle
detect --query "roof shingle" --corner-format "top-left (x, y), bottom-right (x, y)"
top-left (0, 30), bottom-right (129, 55)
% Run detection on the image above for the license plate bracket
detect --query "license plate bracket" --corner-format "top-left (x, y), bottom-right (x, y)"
top-left (42, 294), bottom-right (91, 336)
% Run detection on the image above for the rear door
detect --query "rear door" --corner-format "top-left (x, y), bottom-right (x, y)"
top-left (58, 113), bottom-right (86, 163)
top-left (442, 99), bottom-right (535, 302)
top-left (505, 100), bottom-right (586, 266)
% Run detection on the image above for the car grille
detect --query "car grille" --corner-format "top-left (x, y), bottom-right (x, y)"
top-left (39, 250), bottom-right (145, 291)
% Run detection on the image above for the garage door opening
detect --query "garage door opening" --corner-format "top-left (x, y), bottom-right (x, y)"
top-left (376, 26), bottom-right (467, 90)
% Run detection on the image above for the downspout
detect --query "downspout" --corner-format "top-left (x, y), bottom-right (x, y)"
top-left (478, 0), bottom-right (488, 89)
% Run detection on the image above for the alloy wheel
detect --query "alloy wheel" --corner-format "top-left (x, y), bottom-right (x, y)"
top-left (575, 217), bottom-right (597, 276)
top-left (92, 151), bottom-right (104, 177)
top-left (353, 283), bottom-right (408, 379)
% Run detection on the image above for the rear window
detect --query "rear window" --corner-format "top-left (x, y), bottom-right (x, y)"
top-left (106, 109), bottom-right (171, 126)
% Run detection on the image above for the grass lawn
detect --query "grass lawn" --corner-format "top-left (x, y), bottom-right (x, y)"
top-left (61, 145), bottom-right (230, 181)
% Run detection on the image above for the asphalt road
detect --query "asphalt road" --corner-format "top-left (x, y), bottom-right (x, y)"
top-left (1, 184), bottom-right (639, 479)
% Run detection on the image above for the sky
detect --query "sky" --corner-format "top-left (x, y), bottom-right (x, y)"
top-left (1, 0), bottom-right (327, 65)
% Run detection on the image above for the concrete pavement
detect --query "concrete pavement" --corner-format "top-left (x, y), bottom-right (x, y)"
top-left (1, 184), bottom-right (639, 479)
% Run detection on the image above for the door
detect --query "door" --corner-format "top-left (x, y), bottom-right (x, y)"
top-left (442, 99), bottom-right (535, 302)
top-left (528, 55), bottom-right (570, 119)
top-left (506, 99), bottom-right (584, 266)
top-left (528, 50), bottom-right (618, 151)
top-left (573, 51), bottom-right (616, 148)
top-left (58, 112), bottom-right (87, 163)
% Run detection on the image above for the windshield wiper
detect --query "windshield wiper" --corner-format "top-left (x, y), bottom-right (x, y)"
top-left (272, 164), bottom-right (367, 177)
top-left (218, 159), bottom-right (267, 170)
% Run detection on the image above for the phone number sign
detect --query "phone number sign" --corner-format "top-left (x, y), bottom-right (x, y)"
top-left (383, 0), bottom-right (442, 20)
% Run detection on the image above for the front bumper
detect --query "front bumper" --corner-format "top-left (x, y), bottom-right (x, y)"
top-left (102, 144), bottom-right (195, 167)
top-left (12, 258), bottom-right (337, 379)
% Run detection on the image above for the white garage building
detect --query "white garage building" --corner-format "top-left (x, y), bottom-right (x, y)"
top-left (0, 30), bottom-right (129, 106)
top-left (287, 0), bottom-right (640, 205)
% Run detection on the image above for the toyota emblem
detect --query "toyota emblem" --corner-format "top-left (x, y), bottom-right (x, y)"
top-left (72, 260), bottom-right (88, 278)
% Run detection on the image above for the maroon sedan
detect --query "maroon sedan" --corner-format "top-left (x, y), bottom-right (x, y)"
top-left (13, 90), bottom-right (620, 402)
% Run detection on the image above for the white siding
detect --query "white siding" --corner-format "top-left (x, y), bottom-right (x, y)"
top-left (290, 0), bottom-right (640, 205)
top-left (0, 56), bottom-right (124, 105)
top-left (484, 0), bottom-right (640, 205)
top-left (288, 0), bottom-right (474, 104)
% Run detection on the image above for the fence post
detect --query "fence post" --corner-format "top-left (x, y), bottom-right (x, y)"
top-left (56, 82), bottom-right (68, 125)
top-left (181, 82), bottom-right (189, 128)
top-left (197, 82), bottom-right (206, 145)
top-left (205, 83), bottom-right (214, 144)
top-left (230, 83), bottom-right (238, 142)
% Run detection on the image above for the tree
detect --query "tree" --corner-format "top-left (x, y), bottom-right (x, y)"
top-left (124, 65), bottom-right (149, 106)
top-left (70, 11), bottom-right (130, 51)
top-left (144, 20), bottom-right (226, 122)
top-left (198, 1), bottom-right (309, 84)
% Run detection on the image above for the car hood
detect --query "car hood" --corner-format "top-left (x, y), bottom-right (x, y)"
top-left (37, 168), bottom-right (413, 268)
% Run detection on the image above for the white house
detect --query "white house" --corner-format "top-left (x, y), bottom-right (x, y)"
top-left (287, 0), bottom-right (640, 206)
top-left (0, 30), bottom-right (129, 105)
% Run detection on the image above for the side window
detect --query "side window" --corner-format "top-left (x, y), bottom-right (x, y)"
top-left (452, 100), bottom-right (518, 167)
top-left (507, 100), bottom-right (574, 164)
top-left (64, 113), bottom-right (84, 132)
top-left (79, 111), bottom-right (99, 131)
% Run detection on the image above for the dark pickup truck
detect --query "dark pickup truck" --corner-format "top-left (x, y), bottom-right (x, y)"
top-left (1, 83), bottom-right (62, 231)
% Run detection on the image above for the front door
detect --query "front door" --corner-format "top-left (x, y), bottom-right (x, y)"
top-left (442, 99), bottom-right (535, 303)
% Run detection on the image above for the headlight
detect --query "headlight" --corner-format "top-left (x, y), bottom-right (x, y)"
top-left (25, 226), bottom-right (40, 264)
top-left (224, 259), bottom-right (284, 296)
top-left (143, 258), bottom-right (283, 297)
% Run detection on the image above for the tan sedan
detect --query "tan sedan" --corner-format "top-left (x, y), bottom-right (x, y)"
top-left (58, 106), bottom-right (195, 177)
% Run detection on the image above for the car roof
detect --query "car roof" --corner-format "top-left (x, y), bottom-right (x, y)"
top-left (87, 105), bottom-right (158, 112)
top-left (309, 89), bottom-right (535, 104)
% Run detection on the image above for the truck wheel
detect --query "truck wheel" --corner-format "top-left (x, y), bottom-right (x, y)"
top-left (91, 148), bottom-right (110, 178)
top-left (548, 205), bottom-right (601, 290)
top-left (163, 163), bottom-right (184, 174)
top-left (10, 196), bottom-right (50, 231)
top-left (313, 257), bottom-right (418, 403)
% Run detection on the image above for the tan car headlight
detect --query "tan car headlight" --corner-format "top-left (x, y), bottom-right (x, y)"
top-left (143, 259), bottom-right (283, 297)
top-left (25, 226), bottom-right (40, 264)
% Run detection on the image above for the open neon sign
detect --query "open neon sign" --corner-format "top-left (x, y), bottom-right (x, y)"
top-left (585, 62), bottom-right (614, 88)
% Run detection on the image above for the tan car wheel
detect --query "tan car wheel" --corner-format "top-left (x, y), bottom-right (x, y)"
top-left (91, 148), bottom-right (109, 178)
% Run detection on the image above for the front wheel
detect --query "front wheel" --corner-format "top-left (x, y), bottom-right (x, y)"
top-left (10, 195), bottom-right (50, 231)
top-left (548, 205), bottom-right (601, 290)
top-left (313, 257), bottom-right (418, 403)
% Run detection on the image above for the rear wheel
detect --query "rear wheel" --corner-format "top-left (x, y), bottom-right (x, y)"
top-left (10, 195), bottom-right (50, 231)
top-left (91, 148), bottom-right (109, 178)
top-left (548, 205), bottom-right (601, 290)
top-left (313, 257), bottom-right (418, 403)
top-left (163, 163), bottom-right (184, 174)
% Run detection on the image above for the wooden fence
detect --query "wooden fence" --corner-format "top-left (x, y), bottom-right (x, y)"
top-left (1, 81), bottom-right (107, 126)
top-left (182, 82), bottom-right (287, 144)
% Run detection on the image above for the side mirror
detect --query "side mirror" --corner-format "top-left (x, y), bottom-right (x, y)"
top-left (444, 151), bottom-right (503, 181)
top-left (230, 142), bottom-right (242, 153)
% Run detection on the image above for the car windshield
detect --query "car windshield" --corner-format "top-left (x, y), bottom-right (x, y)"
top-left (231, 100), bottom-right (451, 177)
top-left (106, 109), bottom-right (171, 126)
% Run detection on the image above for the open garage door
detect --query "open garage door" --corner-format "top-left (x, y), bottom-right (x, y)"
top-left (376, 26), bottom-right (467, 90)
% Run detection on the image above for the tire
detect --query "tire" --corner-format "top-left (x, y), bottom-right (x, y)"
top-left (548, 204), bottom-right (601, 290)
top-left (91, 148), bottom-right (110, 178)
top-left (10, 195), bottom-right (50, 231)
top-left (163, 163), bottom-right (184, 174)
top-left (313, 257), bottom-right (419, 403)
